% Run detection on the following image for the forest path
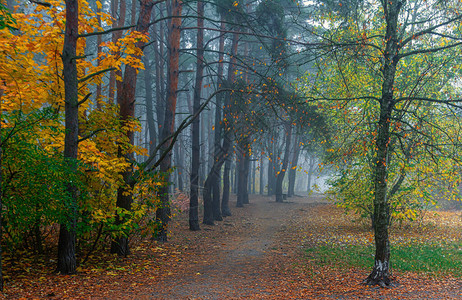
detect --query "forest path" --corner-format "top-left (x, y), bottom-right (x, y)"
top-left (144, 194), bottom-right (324, 299)
top-left (7, 194), bottom-right (462, 299)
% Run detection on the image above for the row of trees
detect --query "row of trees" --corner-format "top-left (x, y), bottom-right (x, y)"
top-left (0, 0), bottom-right (325, 290)
top-left (1, 0), bottom-right (462, 290)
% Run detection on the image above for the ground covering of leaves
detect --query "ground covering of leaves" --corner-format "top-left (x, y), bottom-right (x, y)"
top-left (3, 194), bottom-right (462, 299)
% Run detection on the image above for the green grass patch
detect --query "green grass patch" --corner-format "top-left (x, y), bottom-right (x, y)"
top-left (305, 243), bottom-right (462, 276)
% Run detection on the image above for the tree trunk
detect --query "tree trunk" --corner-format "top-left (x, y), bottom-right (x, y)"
top-left (203, 22), bottom-right (238, 223)
top-left (96, 4), bottom-right (103, 109)
top-left (189, 0), bottom-right (204, 231)
top-left (242, 151), bottom-right (250, 204)
top-left (155, 0), bottom-right (182, 241)
top-left (267, 155), bottom-right (274, 196)
top-left (153, 10), bottom-right (164, 144)
top-left (111, 0), bottom-right (154, 256)
top-left (307, 156), bottom-right (315, 193)
top-left (143, 54), bottom-right (157, 156)
top-left (259, 154), bottom-right (264, 195)
top-left (174, 141), bottom-right (184, 191)
top-left (221, 154), bottom-right (232, 216)
top-left (109, 0), bottom-right (126, 103)
top-left (236, 144), bottom-right (250, 207)
top-left (0, 81), bottom-right (4, 291)
top-left (288, 135), bottom-right (300, 197)
top-left (275, 123), bottom-right (292, 203)
top-left (57, 0), bottom-right (79, 274)
top-left (365, 0), bottom-right (402, 287)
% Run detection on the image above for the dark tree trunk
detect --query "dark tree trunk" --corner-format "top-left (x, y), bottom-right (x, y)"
top-left (221, 154), bottom-right (232, 216)
top-left (267, 136), bottom-right (276, 196)
top-left (153, 11), bottom-right (164, 142)
top-left (242, 151), bottom-right (250, 204)
top-left (230, 161), bottom-right (234, 194)
top-left (0, 83), bottom-right (4, 290)
top-left (111, 0), bottom-right (154, 256)
top-left (155, 0), bottom-right (182, 242)
top-left (259, 154), bottom-right (264, 195)
top-left (275, 123), bottom-right (292, 203)
top-left (288, 135), bottom-right (300, 197)
top-left (365, 0), bottom-right (402, 287)
top-left (267, 155), bottom-right (274, 196)
top-left (58, 0), bottom-right (79, 274)
top-left (236, 145), bottom-right (250, 207)
top-left (203, 23), bottom-right (238, 223)
top-left (189, 0), bottom-right (204, 231)
top-left (96, 4), bottom-right (103, 109)
top-left (109, 0), bottom-right (126, 103)
top-left (213, 18), bottom-right (227, 218)
top-left (251, 159), bottom-right (256, 194)
top-left (174, 141), bottom-right (184, 191)
top-left (307, 156), bottom-right (315, 193)
top-left (143, 54), bottom-right (157, 156)
top-left (233, 161), bottom-right (238, 194)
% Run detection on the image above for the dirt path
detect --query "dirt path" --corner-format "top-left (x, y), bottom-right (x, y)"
top-left (144, 194), bottom-right (324, 299)
top-left (5, 194), bottom-right (462, 299)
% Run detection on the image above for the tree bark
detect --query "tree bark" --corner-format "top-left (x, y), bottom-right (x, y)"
top-left (221, 153), bottom-right (232, 216)
top-left (259, 153), bottom-right (264, 195)
top-left (0, 81), bottom-right (4, 290)
top-left (153, 9), bottom-right (164, 143)
top-left (143, 54), bottom-right (157, 155)
top-left (155, 0), bottom-right (182, 241)
top-left (95, 4), bottom-right (103, 109)
top-left (189, 0), bottom-right (204, 231)
top-left (288, 135), bottom-right (300, 197)
top-left (275, 123), bottom-right (292, 203)
top-left (109, 0), bottom-right (126, 103)
top-left (307, 155), bottom-right (315, 193)
top-left (365, 0), bottom-right (402, 287)
top-left (110, 0), bottom-right (154, 256)
top-left (203, 23), bottom-right (238, 224)
top-left (57, 0), bottom-right (79, 274)
top-left (236, 150), bottom-right (245, 207)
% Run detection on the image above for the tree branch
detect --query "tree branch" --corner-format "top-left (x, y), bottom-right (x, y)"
top-left (79, 67), bottom-right (116, 83)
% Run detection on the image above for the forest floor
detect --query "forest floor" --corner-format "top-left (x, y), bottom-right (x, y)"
top-left (3, 194), bottom-right (462, 299)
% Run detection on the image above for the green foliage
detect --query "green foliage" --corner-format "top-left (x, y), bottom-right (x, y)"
top-left (2, 109), bottom-right (87, 250)
top-left (0, 3), bottom-right (16, 31)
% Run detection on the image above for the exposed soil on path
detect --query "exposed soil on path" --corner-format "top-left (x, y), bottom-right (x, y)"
top-left (4, 194), bottom-right (462, 299)
top-left (144, 194), bottom-right (327, 299)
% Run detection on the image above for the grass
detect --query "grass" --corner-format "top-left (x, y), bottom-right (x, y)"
top-left (305, 243), bottom-right (462, 276)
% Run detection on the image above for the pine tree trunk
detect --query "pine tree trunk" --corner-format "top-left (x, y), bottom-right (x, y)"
top-left (259, 154), bottom-right (264, 195)
top-left (203, 23), bottom-right (238, 223)
top-left (143, 54), bottom-right (157, 155)
top-left (109, 0), bottom-right (126, 103)
top-left (58, 0), bottom-right (79, 274)
top-left (236, 151), bottom-right (245, 207)
top-left (0, 83), bottom-right (4, 290)
top-left (243, 152), bottom-right (250, 204)
top-left (288, 135), bottom-right (300, 197)
top-left (111, 0), bottom-right (154, 256)
top-left (221, 154), bottom-right (232, 216)
top-left (189, 0), bottom-right (204, 231)
top-left (155, 0), bottom-right (182, 241)
top-left (96, 5), bottom-right (103, 109)
top-left (153, 10), bottom-right (164, 142)
top-left (275, 123), bottom-right (292, 203)
top-left (307, 156), bottom-right (314, 193)
top-left (267, 155), bottom-right (274, 196)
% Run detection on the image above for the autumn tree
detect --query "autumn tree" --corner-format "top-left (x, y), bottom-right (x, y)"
top-left (110, 0), bottom-right (154, 256)
top-left (305, 0), bottom-right (462, 286)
